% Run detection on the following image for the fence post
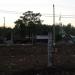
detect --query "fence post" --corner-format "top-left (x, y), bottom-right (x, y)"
top-left (48, 32), bottom-right (53, 66)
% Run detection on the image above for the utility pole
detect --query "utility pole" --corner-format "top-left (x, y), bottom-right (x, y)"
top-left (59, 14), bottom-right (63, 39)
top-left (53, 4), bottom-right (55, 46)
top-left (48, 32), bottom-right (53, 66)
top-left (48, 4), bottom-right (56, 67)
top-left (4, 17), bottom-right (5, 28)
top-left (3, 17), bottom-right (6, 43)
top-left (51, 4), bottom-right (55, 66)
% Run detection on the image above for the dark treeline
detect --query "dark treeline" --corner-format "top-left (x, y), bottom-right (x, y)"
top-left (0, 23), bottom-right (75, 43)
top-left (0, 11), bottom-right (75, 43)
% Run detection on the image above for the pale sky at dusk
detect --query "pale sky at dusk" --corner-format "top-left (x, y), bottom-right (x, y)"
top-left (0, 0), bottom-right (75, 28)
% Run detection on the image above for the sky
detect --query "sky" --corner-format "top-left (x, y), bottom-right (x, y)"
top-left (0, 0), bottom-right (75, 28)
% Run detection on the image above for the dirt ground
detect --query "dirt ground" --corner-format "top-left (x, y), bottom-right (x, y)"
top-left (0, 44), bottom-right (48, 71)
top-left (0, 43), bottom-right (75, 72)
top-left (54, 43), bottom-right (75, 65)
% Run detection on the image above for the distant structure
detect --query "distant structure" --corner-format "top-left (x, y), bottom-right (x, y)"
top-left (36, 35), bottom-right (48, 43)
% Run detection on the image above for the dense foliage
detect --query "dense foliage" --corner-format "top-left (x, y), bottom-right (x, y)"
top-left (0, 11), bottom-right (75, 43)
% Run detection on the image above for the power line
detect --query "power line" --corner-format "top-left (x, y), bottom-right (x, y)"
top-left (0, 9), bottom-right (75, 18)
top-left (43, 14), bottom-right (75, 17)
top-left (0, 9), bottom-right (23, 14)
top-left (0, 9), bottom-right (74, 16)
top-left (42, 15), bottom-right (75, 18)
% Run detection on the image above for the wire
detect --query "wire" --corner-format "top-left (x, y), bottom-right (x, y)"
top-left (0, 9), bottom-right (22, 14)
top-left (0, 9), bottom-right (75, 18)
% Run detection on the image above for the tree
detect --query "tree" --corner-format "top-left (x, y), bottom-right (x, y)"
top-left (15, 19), bottom-right (26, 37)
top-left (14, 11), bottom-right (42, 43)
top-left (14, 11), bottom-right (42, 34)
top-left (20, 11), bottom-right (41, 25)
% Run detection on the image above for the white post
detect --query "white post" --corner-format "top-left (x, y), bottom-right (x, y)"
top-left (53, 4), bottom-right (55, 46)
top-left (4, 17), bottom-right (5, 28)
top-left (48, 32), bottom-right (53, 66)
